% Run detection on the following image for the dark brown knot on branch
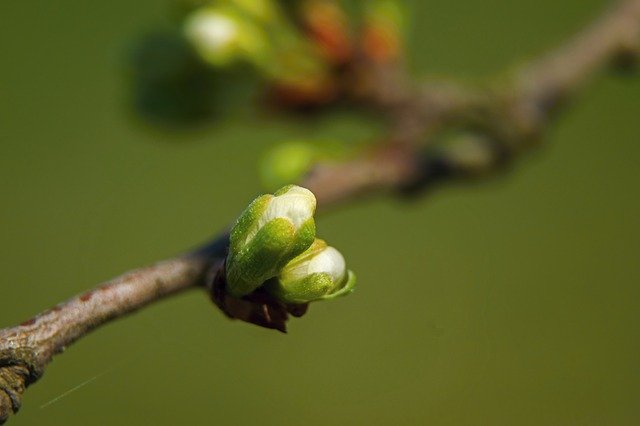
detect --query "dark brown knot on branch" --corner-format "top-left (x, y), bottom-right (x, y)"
top-left (0, 348), bottom-right (42, 424)
top-left (207, 260), bottom-right (309, 333)
top-left (0, 365), bottom-right (28, 424)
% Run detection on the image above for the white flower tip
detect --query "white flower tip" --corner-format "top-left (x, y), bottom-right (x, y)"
top-left (264, 185), bottom-right (316, 230)
top-left (307, 246), bottom-right (346, 284)
top-left (282, 244), bottom-right (347, 284)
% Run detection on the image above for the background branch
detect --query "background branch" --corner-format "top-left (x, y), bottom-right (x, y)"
top-left (1, 0), bottom-right (639, 422)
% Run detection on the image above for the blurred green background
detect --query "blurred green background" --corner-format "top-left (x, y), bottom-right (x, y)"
top-left (1, 0), bottom-right (639, 424)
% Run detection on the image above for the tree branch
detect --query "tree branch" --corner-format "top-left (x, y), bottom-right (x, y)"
top-left (516, 0), bottom-right (640, 115)
top-left (0, 240), bottom-right (227, 423)
top-left (1, 0), bottom-right (639, 422)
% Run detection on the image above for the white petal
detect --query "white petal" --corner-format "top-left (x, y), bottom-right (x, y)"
top-left (281, 244), bottom-right (347, 283)
top-left (261, 186), bottom-right (316, 230)
top-left (306, 246), bottom-right (346, 283)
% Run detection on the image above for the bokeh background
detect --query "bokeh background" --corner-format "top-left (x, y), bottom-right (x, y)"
top-left (2, 0), bottom-right (640, 424)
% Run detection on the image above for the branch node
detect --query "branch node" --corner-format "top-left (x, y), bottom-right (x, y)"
top-left (0, 363), bottom-right (31, 424)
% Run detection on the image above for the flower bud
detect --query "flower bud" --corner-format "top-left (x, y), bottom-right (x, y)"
top-left (260, 141), bottom-right (317, 191)
top-left (266, 239), bottom-right (356, 304)
top-left (184, 6), bottom-right (268, 67)
top-left (362, 0), bottom-right (406, 62)
top-left (226, 185), bottom-right (317, 297)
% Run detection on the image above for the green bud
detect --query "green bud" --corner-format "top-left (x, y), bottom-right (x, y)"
top-left (226, 185), bottom-right (317, 297)
top-left (260, 142), bottom-right (317, 191)
top-left (260, 139), bottom-right (364, 191)
top-left (266, 239), bottom-right (356, 304)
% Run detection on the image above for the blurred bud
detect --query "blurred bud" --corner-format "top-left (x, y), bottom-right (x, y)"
top-left (300, 0), bottom-right (353, 65)
top-left (226, 185), bottom-right (317, 297)
top-left (185, 7), bottom-right (242, 66)
top-left (184, 6), bottom-right (269, 67)
top-left (128, 30), bottom-right (216, 125)
top-left (267, 239), bottom-right (356, 304)
top-left (260, 139), bottom-right (363, 190)
top-left (362, 0), bottom-right (406, 62)
top-left (260, 141), bottom-right (317, 191)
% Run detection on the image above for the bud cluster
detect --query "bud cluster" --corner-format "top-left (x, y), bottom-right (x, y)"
top-left (226, 185), bottom-right (355, 304)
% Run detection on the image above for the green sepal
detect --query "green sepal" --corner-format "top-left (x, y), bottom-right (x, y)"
top-left (229, 193), bottom-right (271, 253)
top-left (266, 269), bottom-right (356, 304)
top-left (320, 270), bottom-right (356, 300)
top-left (280, 218), bottom-right (315, 269)
top-left (227, 217), bottom-right (295, 297)
top-left (265, 272), bottom-right (335, 304)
